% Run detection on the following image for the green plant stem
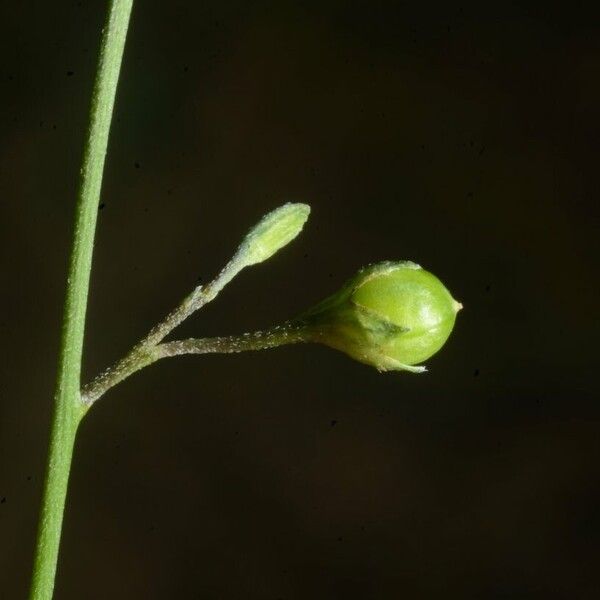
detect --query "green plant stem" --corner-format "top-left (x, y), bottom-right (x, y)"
top-left (81, 325), bottom-right (310, 405)
top-left (29, 1), bottom-right (133, 599)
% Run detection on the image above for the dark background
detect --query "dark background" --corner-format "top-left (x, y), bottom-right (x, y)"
top-left (1, 1), bottom-right (599, 598)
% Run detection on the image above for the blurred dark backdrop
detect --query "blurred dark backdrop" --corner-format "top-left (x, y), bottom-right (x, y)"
top-left (1, 1), bottom-right (599, 598)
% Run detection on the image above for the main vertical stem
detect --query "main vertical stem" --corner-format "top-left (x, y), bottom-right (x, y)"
top-left (29, 2), bottom-right (133, 599)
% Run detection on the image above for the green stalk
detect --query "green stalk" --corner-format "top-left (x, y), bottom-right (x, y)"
top-left (29, 1), bottom-right (133, 598)
top-left (81, 325), bottom-right (311, 404)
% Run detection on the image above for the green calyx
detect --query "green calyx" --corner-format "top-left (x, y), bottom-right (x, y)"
top-left (297, 261), bottom-right (462, 373)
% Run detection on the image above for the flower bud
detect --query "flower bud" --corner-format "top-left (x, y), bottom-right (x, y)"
top-left (236, 203), bottom-right (310, 267)
top-left (297, 261), bottom-right (461, 372)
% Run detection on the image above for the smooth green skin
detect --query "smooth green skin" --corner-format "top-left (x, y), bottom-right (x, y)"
top-left (353, 264), bottom-right (459, 365)
top-left (301, 261), bottom-right (460, 372)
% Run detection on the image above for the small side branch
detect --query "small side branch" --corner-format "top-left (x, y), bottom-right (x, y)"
top-left (81, 325), bottom-right (310, 406)
top-left (157, 326), bottom-right (309, 358)
top-left (80, 203), bottom-right (312, 408)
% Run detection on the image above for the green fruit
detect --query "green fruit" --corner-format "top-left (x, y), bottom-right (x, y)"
top-left (297, 261), bottom-right (461, 372)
